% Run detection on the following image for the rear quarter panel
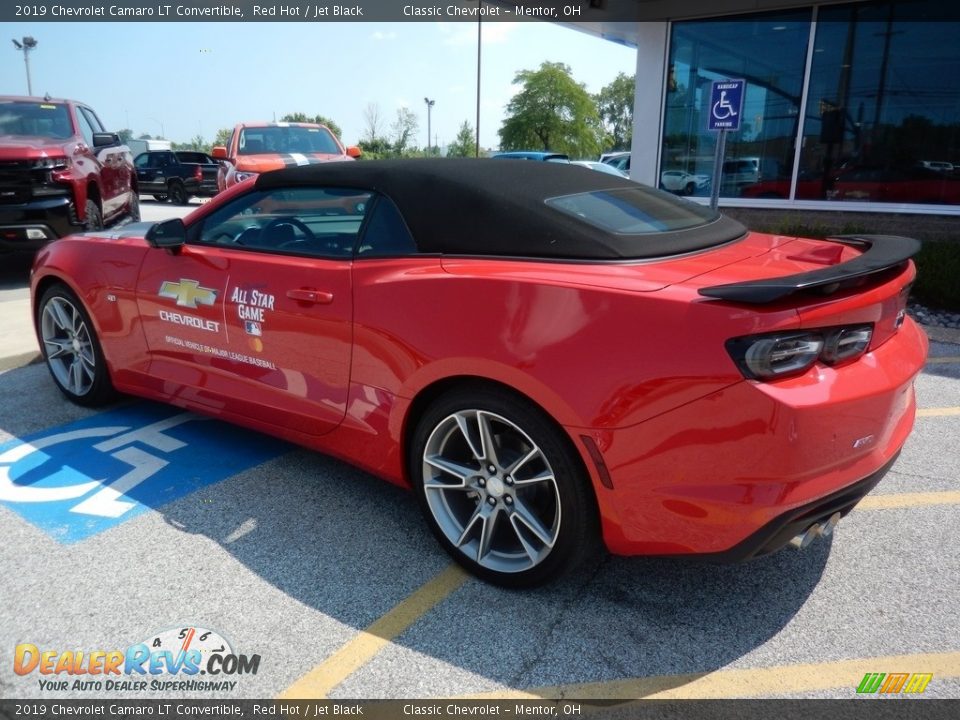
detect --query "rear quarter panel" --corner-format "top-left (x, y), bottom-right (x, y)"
top-left (351, 257), bottom-right (803, 431)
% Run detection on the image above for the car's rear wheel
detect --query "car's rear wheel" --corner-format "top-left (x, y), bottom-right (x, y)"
top-left (168, 180), bottom-right (188, 205)
top-left (37, 285), bottom-right (115, 406)
top-left (153, 194), bottom-right (169, 202)
top-left (410, 387), bottom-right (600, 587)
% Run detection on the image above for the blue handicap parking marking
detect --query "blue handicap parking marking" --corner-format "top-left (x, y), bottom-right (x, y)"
top-left (0, 402), bottom-right (290, 543)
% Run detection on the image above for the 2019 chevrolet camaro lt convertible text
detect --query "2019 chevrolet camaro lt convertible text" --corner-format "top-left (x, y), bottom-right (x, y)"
top-left (31, 159), bottom-right (928, 587)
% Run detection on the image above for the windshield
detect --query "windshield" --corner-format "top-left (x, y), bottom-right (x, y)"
top-left (238, 126), bottom-right (341, 155)
top-left (546, 187), bottom-right (718, 235)
top-left (0, 101), bottom-right (72, 139)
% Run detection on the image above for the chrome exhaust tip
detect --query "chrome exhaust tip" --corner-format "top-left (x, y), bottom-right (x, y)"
top-left (819, 512), bottom-right (842, 538)
top-left (788, 525), bottom-right (819, 550)
top-left (788, 512), bottom-right (843, 550)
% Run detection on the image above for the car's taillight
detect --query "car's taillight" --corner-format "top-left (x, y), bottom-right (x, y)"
top-left (194, 165), bottom-right (203, 181)
top-left (820, 325), bottom-right (873, 365)
top-left (727, 324), bottom-right (874, 380)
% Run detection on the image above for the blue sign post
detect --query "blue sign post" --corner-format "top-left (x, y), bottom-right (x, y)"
top-left (708, 79), bottom-right (746, 210)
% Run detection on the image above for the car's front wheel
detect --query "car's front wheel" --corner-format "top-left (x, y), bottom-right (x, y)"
top-left (411, 387), bottom-right (600, 587)
top-left (37, 284), bottom-right (115, 406)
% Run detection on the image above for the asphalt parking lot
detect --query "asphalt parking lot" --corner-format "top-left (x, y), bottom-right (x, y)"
top-left (0, 200), bottom-right (958, 703)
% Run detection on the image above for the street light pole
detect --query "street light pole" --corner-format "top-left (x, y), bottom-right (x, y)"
top-left (11, 36), bottom-right (37, 95)
top-left (424, 98), bottom-right (435, 154)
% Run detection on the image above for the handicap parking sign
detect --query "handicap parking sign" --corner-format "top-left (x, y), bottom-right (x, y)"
top-left (709, 79), bottom-right (746, 131)
top-left (0, 402), bottom-right (289, 543)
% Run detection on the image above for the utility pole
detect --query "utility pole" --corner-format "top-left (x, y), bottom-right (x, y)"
top-left (11, 36), bottom-right (37, 95)
top-left (424, 98), bottom-right (435, 154)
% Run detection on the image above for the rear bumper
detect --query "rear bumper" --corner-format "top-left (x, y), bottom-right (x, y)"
top-left (584, 318), bottom-right (928, 558)
top-left (702, 452), bottom-right (897, 562)
top-left (0, 197), bottom-right (82, 252)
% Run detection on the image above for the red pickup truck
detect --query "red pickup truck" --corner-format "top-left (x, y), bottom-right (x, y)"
top-left (0, 96), bottom-right (139, 253)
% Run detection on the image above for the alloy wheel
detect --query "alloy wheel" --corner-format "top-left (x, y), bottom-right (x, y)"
top-left (421, 409), bottom-right (561, 574)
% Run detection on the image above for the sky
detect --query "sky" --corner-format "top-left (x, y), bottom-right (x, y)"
top-left (1, 20), bottom-right (638, 153)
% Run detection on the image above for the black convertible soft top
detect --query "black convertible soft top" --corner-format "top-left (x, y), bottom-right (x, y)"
top-left (255, 158), bottom-right (747, 260)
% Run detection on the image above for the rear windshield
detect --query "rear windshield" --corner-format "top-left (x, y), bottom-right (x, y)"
top-left (238, 126), bottom-right (341, 155)
top-left (176, 152), bottom-right (213, 164)
top-left (545, 187), bottom-right (718, 235)
top-left (0, 101), bottom-right (72, 139)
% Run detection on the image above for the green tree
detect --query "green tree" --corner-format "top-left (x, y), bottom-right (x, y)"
top-left (212, 127), bottom-right (232, 150)
top-left (118, 128), bottom-right (134, 143)
top-left (446, 121), bottom-right (477, 158)
top-left (498, 61), bottom-right (604, 158)
top-left (391, 107), bottom-right (419, 156)
top-left (281, 112), bottom-right (343, 140)
top-left (596, 72), bottom-right (634, 151)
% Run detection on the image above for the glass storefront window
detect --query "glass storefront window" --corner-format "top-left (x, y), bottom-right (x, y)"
top-left (662, 10), bottom-right (812, 199)
top-left (798, 0), bottom-right (960, 205)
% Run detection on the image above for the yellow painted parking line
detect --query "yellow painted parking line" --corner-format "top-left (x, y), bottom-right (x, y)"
top-left (857, 491), bottom-right (960, 510)
top-left (278, 564), bottom-right (469, 699)
top-left (926, 356), bottom-right (960, 364)
top-left (459, 651), bottom-right (960, 700)
top-left (917, 407), bottom-right (960, 417)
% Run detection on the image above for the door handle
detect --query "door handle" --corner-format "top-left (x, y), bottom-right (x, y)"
top-left (286, 288), bottom-right (334, 304)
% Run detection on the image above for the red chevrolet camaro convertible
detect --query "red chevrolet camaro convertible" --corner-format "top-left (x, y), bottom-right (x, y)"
top-left (31, 159), bottom-right (928, 587)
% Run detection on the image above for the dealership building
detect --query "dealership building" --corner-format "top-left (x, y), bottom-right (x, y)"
top-left (563, 0), bottom-right (959, 237)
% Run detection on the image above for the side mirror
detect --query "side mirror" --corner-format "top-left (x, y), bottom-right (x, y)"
top-left (145, 218), bottom-right (186, 249)
top-left (346, 146), bottom-right (362, 159)
top-left (93, 132), bottom-right (120, 148)
top-left (212, 146), bottom-right (228, 159)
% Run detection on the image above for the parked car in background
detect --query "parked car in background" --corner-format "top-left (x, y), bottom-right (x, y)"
top-left (31, 159), bottom-right (926, 587)
top-left (134, 150), bottom-right (219, 204)
top-left (570, 160), bottom-right (628, 177)
top-left (742, 165), bottom-right (960, 204)
top-left (827, 165), bottom-right (960, 204)
top-left (492, 151), bottom-right (570, 162)
top-left (660, 169), bottom-right (710, 194)
top-left (600, 151), bottom-right (630, 173)
top-left (0, 95), bottom-right (138, 253)
top-left (212, 121), bottom-right (361, 191)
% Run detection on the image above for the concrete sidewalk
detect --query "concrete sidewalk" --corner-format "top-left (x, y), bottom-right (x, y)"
top-left (0, 287), bottom-right (38, 371)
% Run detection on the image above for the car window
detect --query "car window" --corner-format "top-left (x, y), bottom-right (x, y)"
top-left (546, 187), bottom-right (718, 235)
top-left (79, 107), bottom-right (105, 133)
top-left (356, 196), bottom-right (418, 257)
top-left (134, 153), bottom-right (149, 168)
top-left (75, 108), bottom-right (97, 147)
top-left (176, 152), bottom-right (211, 164)
top-left (196, 186), bottom-right (371, 258)
top-left (0, 101), bottom-right (73, 138)
top-left (238, 126), bottom-right (341, 155)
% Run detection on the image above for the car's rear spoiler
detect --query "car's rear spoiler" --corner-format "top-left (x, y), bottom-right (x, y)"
top-left (698, 234), bottom-right (921, 304)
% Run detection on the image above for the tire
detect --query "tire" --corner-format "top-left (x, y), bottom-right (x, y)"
top-left (83, 199), bottom-right (102, 232)
top-left (36, 284), bottom-right (116, 406)
top-left (168, 180), bottom-right (188, 205)
top-left (153, 194), bottom-right (169, 203)
top-left (128, 192), bottom-right (141, 222)
top-left (685, 182), bottom-right (696, 195)
top-left (410, 385), bottom-right (600, 588)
